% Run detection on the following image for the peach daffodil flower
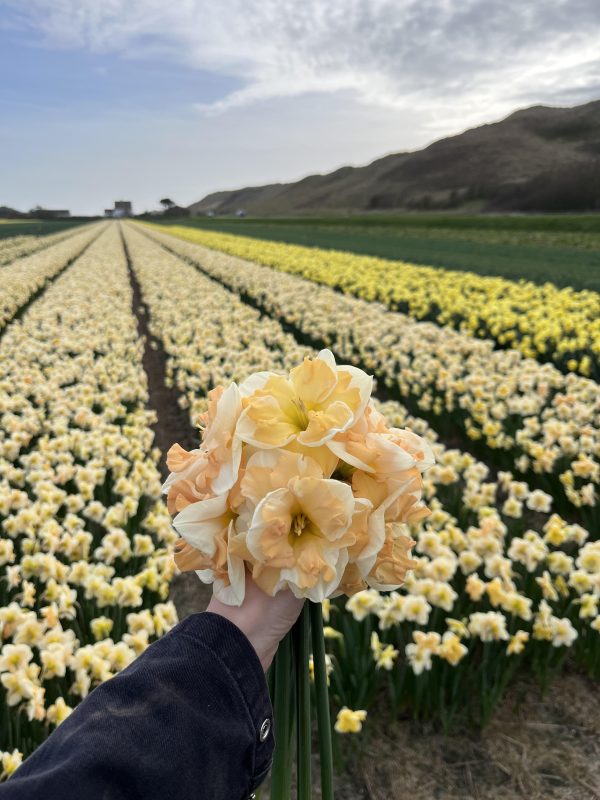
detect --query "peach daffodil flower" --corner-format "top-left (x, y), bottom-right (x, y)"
top-left (172, 493), bottom-right (246, 605)
top-left (162, 383), bottom-right (242, 514)
top-left (366, 522), bottom-right (418, 592)
top-left (352, 471), bottom-right (431, 527)
top-left (328, 402), bottom-right (435, 480)
top-left (236, 350), bottom-right (372, 451)
top-left (246, 470), bottom-right (367, 602)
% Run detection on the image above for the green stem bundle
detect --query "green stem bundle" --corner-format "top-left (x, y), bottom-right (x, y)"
top-left (269, 601), bottom-right (334, 799)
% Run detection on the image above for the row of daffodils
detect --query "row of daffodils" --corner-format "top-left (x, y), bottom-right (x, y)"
top-left (137, 225), bottom-right (600, 531)
top-left (122, 224), bottom-right (599, 735)
top-left (0, 225), bottom-right (177, 778)
top-left (148, 224), bottom-right (600, 379)
top-left (0, 225), bottom-right (86, 267)
top-left (0, 223), bottom-right (104, 334)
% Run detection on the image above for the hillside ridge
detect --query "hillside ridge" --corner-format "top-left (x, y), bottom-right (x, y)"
top-left (189, 99), bottom-right (600, 214)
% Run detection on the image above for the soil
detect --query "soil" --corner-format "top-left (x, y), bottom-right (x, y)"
top-left (123, 228), bottom-right (212, 609)
top-left (347, 669), bottom-right (600, 800)
top-left (122, 227), bottom-right (198, 474)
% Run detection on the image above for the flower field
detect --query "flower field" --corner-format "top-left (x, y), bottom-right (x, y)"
top-left (1, 219), bottom-right (599, 782)
top-left (146, 224), bottom-right (600, 378)
top-left (0, 225), bottom-right (177, 777)
top-left (0, 224), bottom-right (90, 267)
top-left (0, 223), bottom-right (104, 332)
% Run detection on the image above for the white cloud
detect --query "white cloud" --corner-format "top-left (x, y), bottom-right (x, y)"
top-left (6, 0), bottom-right (600, 117)
top-left (3, 0), bottom-right (600, 214)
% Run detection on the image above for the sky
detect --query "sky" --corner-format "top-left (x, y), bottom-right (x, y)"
top-left (2, 0), bottom-right (600, 216)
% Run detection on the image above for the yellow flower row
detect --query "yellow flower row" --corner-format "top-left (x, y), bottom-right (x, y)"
top-left (123, 224), bottom-right (599, 728)
top-left (0, 225), bottom-right (178, 766)
top-left (137, 225), bottom-right (600, 527)
top-left (149, 224), bottom-right (600, 378)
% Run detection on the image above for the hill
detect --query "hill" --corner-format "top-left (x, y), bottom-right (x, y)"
top-left (189, 100), bottom-right (600, 214)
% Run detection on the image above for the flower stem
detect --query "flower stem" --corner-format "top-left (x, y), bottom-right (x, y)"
top-left (310, 601), bottom-right (335, 800)
top-left (270, 630), bottom-right (293, 800)
top-left (295, 603), bottom-right (312, 800)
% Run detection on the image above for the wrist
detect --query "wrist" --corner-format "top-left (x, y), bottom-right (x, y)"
top-left (207, 596), bottom-right (273, 671)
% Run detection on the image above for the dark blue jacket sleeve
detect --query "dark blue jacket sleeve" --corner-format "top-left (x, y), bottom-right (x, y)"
top-left (0, 612), bottom-right (273, 800)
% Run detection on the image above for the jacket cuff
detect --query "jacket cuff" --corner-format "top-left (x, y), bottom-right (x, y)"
top-left (177, 611), bottom-right (274, 787)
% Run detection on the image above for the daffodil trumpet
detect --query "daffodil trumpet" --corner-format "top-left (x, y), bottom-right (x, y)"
top-left (163, 350), bottom-right (433, 795)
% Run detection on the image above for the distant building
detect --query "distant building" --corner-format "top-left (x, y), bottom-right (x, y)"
top-left (105, 201), bottom-right (133, 218)
top-left (114, 200), bottom-right (132, 216)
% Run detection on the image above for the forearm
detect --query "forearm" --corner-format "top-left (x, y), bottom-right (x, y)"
top-left (0, 613), bottom-right (273, 800)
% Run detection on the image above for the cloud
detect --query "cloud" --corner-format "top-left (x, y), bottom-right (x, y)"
top-left (4, 0), bottom-right (600, 118)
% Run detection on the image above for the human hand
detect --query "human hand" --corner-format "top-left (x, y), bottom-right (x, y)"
top-left (206, 570), bottom-right (305, 671)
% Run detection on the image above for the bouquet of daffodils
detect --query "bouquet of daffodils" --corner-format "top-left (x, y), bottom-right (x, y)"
top-left (163, 350), bottom-right (434, 799)
top-left (164, 349), bottom-right (433, 602)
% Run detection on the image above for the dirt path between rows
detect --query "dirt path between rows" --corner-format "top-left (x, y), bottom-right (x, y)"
top-left (121, 225), bottom-right (210, 614)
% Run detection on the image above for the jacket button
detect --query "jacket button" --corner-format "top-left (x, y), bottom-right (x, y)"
top-left (259, 718), bottom-right (271, 741)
